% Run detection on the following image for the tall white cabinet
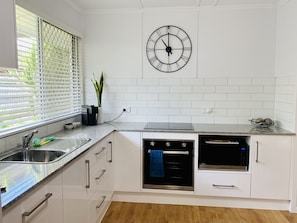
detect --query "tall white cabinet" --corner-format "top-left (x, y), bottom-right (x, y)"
top-left (250, 135), bottom-right (292, 200)
top-left (0, 0), bottom-right (17, 68)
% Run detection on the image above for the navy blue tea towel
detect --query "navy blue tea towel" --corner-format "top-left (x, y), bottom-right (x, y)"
top-left (150, 150), bottom-right (164, 177)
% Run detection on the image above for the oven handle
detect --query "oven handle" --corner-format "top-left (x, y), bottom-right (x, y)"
top-left (148, 149), bottom-right (189, 155)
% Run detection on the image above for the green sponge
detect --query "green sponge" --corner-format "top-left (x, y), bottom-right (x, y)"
top-left (32, 136), bottom-right (56, 147)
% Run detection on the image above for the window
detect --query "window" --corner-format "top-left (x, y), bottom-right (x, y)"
top-left (0, 6), bottom-right (81, 132)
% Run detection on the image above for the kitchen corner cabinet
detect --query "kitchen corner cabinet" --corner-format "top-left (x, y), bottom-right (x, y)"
top-left (63, 134), bottom-right (114, 223)
top-left (250, 135), bottom-right (292, 200)
top-left (3, 170), bottom-right (63, 223)
top-left (114, 132), bottom-right (141, 192)
top-left (0, 0), bottom-right (18, 69)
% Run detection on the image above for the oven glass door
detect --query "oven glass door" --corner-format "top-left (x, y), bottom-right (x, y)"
top-left (143, 140), bottom-right (194, 191)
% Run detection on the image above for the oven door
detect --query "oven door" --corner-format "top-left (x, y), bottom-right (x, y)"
top-left (143, 141), bottom-right (194, 191)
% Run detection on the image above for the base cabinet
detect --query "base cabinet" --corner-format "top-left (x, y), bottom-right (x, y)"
top-left (250, 135), bottom-right (292, 200)
top-left (3, 171), bottom-right (63, 223)
top-left (63, 133), bottom-right (114, 223)
top-left (114, 132), bottom-right (141, 192)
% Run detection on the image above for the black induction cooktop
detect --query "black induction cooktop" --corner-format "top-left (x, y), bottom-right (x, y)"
top-left (144, 122), bottom-right (194, 130)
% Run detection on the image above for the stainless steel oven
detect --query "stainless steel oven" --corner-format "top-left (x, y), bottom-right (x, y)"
top-left (143, 139), bottom-right (194, 191)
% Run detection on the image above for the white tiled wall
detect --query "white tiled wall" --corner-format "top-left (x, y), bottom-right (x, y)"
top-left (274, 76), bottom-right (297, 131)
top-left (85, 76), bottom-right (277, 125)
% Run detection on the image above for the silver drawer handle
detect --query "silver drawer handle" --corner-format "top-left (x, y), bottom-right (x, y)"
top-left (212, 184), bottom-right (235, 188)
top-left (85, 160), bottom-right (90, 188)
top-left (95, 169), bottom-right (106, 180)
top-left (148, 149), bottom-right (189, 155)
top-left (96, 196), bottom-right (106, 209)
top-left (22, 193), bottom-right (53, 218)
top-left (256, 141), bottom-right (259, 163)
top-left (95, 147), bottom-right (106, 156)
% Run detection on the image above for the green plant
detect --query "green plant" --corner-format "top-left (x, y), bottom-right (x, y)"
top-left (91, 72), bottom-right (104, 107)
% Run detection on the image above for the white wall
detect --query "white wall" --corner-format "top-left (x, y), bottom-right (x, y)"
top-left (274, 0), bottom-right (297, 131)
top-left (83, 6), bottom-right (279, 125)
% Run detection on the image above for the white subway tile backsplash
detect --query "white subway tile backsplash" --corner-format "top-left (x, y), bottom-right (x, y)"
top-left (159, 93), bottom-right (181, 101)
top-left (204, 93), bottom-right (227, 101)
top-left (181, 93), bottom-right (203, 101)
top-left (216, 86), bottom-right (239, 93)
top-left (170, 86), bottom-right (192, 93)
top-left (159, 108), bottom-right (181, 116)
top-left (240, 86), bottom-right (264, 94)
top-left (252, 77), bottom-right (275, 85)
top-left (192, 86), bottom-right (215, 93)
top-left (204, 78), bottom-right (228, 86)
top-left (228, 78), bottom-right (252, 85)
top-left (227, 93), bottom-right (251, 101)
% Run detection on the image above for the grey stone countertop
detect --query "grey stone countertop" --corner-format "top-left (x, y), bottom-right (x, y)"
top-left (0, 122), bottom-right (294, 209)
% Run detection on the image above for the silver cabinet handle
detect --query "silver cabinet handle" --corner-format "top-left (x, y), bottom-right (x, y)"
top-left (256, 141), bottom-right (259, 163)
top-left (96, 196), bottom-right (106, 209)
top-left (148, 149), bottom-right (189, 155)
top-left (108, 141), bottom-right (113, 163)
top-left (212, 184), bottom-right (235, 188)
top-left (95, 147), bottom-right (105, 156)
top-left (22, 193), bottom-right (53, 218)
top-left (85, 160), bottom-right (90, 188)
top-left (95, 169), bottom-right (106, 181)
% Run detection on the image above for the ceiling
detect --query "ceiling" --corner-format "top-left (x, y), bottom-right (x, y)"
top-left (64, 0), bottom-right (278, 12)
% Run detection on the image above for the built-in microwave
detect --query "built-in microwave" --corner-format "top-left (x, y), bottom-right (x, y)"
top-left (198, 135), bottom-right (249, 171)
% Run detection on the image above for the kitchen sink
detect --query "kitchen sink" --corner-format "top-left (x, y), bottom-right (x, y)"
top-left (0, 150), bottom-right (66, 163)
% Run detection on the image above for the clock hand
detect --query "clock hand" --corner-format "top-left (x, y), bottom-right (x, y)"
top-left (161, 39), bottom-right (172, 56)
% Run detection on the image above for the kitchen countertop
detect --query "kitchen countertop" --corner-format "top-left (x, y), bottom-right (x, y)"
top-left (0, 122), bottom-right (294, 209)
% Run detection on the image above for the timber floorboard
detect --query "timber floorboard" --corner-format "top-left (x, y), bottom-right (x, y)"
top-left (101, 202), bottom-right (297, 223)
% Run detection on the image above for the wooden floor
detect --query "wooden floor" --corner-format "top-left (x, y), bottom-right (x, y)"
top-left (102, 202), bottom-right (297, 223)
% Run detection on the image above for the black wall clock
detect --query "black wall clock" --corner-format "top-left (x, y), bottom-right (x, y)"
top-left (146, 25), bottom-right (192, 73)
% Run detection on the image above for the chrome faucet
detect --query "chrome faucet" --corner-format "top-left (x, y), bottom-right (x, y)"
top-left (22, 130), bottom-right (38, 150)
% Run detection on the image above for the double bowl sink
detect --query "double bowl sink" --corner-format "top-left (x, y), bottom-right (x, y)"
top-left (0, 137), bottom-right (90, 164)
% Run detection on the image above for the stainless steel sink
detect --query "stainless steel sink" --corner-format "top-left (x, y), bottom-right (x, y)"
top-left (0, 150), bottom-right (66, 163)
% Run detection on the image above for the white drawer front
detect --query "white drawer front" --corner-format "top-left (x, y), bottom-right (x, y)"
top-left (196, 172), bottom-right (251, 198)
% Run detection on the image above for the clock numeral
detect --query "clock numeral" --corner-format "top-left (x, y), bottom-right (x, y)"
top-left (149, 56), bottom-right (157, 63)
top-left (156, 62), bottom-right (163, 70)
top-left (147, 48), bottom-right (154, 52)
top-left (156, 29), bottom-right (162, 37)
top-left (184, 47), bottom-right (191, 51)
top-left (167, 65), bottom-right (172, 72)
top-left (176, 62), bottom-right (181, 70)
top-left (148, 38), bottom-right (156, 44)
top-left (182, 36), bottom-right (189, 42)
top-left (181, 55), bottom-right (189, 62)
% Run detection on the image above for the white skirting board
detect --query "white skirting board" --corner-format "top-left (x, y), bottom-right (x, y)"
top-left (112, 191), bottom-right (290, 211)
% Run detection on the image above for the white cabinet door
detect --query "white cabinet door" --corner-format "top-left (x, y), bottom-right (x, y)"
top-left (63, 133), bottom-right (114, 223)
top-left (0, 0), bottom-right (17, 68)
top-left (63, 153), bottom-right (96, 223)
top-left (250, 135), bottom-right (292, 200)
top-left (3, 171), bottom-right (63, 223)
top-left (114, 132), bottom-right (141, 192)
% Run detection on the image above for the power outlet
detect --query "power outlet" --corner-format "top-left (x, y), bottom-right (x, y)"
top-left (123, 107), bottom-right (131, 113)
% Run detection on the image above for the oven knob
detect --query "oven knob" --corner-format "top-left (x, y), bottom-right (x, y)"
top-left (150, 141), bottom-right (155, 146)
top-left (182, 142), bottom-right (187, 148)
top-left (166, 142), bottom-right (170, 147)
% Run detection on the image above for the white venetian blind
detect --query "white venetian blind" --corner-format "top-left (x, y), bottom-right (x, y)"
top-left (0, 5), bottom-right (81, 131)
